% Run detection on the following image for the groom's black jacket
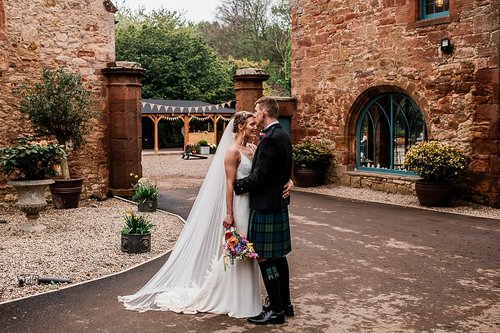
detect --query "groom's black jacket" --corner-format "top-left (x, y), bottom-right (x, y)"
top-left (234, 123), bottom-right (292, 211)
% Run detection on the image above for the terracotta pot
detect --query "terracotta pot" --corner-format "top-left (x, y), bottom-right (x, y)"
top-left (415, 179), bottom-right (452, 207)
top-left (49, 177), bottom-right (84, 209)
top-left (294, 167), bottom-right (324, 187)
top-left (121, 233), bottom-right (151, 253)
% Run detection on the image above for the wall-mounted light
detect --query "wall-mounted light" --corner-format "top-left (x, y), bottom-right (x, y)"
top-left (440, 38), bottom-right (453, 54)
top-left (435, 0), bottom-right (444, 7)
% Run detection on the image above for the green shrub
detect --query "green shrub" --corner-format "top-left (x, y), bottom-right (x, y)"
top-left (292, 140), bottom-right (334, 169)
top-left (121, 211), bottom-right (154, 235)
top-left (404, 141), bottom-right (470, 182)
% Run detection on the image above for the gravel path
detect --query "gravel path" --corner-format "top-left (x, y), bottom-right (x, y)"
top-left (1, 152), bottom-right (498, 303)
top-left (0, 199), bottom-right (184, 303)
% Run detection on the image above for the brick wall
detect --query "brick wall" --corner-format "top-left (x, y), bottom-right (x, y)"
top-left (292, 0), bottom-right (499, 207)
top-left (0, 0), bottom-right (116, 202)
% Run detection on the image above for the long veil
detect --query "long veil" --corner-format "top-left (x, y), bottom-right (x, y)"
top-left (119, 120), bottom-right (235, 312)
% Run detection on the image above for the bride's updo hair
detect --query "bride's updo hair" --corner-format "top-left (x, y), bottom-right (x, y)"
top-left (233, 111), bottom-right (255, 133)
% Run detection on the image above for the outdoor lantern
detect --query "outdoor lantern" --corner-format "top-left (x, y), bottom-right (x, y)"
top-left (440, 38), bottom-right (453, 54)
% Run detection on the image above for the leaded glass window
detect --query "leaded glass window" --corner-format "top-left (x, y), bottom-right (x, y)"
top-left (421, 0), bottom-right (449, 19)
top-left (356, 93), bottom-right (428, 175)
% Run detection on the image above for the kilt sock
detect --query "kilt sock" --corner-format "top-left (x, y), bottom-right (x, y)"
top-left (259, 260), bottom-right (283, 313)
top-left (275, 257), bottom-right (291, 306)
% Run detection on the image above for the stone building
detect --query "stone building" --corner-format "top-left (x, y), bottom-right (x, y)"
top-left (0, 0), bottom-right (129, 201)
top-left (291, 0), bottom-right (499, 207)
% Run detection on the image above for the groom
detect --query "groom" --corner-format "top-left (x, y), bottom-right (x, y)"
top-left (234, 96), bottom-right (293, 325)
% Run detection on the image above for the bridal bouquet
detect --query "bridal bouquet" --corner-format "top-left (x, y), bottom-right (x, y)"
top-left (223, 227), bottom-right (258, 270)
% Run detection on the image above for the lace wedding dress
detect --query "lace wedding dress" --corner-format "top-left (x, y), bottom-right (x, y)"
top-left (119, 120), bottom-right (261, 318)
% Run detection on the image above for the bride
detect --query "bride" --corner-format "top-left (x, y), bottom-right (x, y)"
top-left (119, 111), bottom-right (270, 318)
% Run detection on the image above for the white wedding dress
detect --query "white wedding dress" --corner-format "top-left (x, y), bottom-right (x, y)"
top-left (119, 120), bottom-right (261, 318)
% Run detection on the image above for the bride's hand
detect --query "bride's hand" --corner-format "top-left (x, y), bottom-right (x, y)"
top-left (223, 213), bottom-right (234, 229)
top-left (282, 179), bottom-right (294, 198)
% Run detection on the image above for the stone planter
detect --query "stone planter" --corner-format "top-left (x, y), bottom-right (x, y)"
top-left (121, 233), bottom-right (151, 253)
top-left (415, 179), bottom-right (452, 207)
top-left (138, 199), bottom-right (157, 212)
top-left (294, 167), bottom-right (325, 187)
top-left (199, 146), bottom-right (210, 155)
top-left (8, 179), bottom-right (54, 232)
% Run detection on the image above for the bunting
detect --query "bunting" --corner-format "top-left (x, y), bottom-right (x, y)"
top-left (141, 100), bottom-right (234, 114)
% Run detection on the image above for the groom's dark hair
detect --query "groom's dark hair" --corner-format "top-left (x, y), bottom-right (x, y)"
top-left (255, 96), bottom-right (279, 118)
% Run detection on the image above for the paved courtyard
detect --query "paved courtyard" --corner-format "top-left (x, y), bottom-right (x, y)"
top-left (1, 153), bottom-right (499, 332)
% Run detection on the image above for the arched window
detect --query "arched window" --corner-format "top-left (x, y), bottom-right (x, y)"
top-left (356, 93), bottom-right (428, 175)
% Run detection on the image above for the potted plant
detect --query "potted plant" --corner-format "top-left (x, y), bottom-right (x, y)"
top-left (121, 211), bottom-right (155, 253)
top-left (404, 141), bottom-right (470, 206)
top-left (198, 139), bottom-right (210, 155)
top-left (292, 139), bottom-right (334, 187)
top-left (209, 143), bottom-right (217, 154)
top-left (15, 68), bottom-right (99, 209)
top-left (131, 174), bottom-right (159, 212)
top-left (0, 137), bottom-right (65, 231)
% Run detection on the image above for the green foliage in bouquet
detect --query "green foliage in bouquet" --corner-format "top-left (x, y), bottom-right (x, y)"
top-left (292, 140), bottom-right (334, 169)
top-left (0, 137), bottom-right (66, 180)
top-left (121, 211), bottom-right (155, 235)
top-left (404, 141), bottom-right (470, 182)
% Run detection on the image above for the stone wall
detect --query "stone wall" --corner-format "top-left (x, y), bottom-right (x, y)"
top-left (291, 0), bottom-right (499, 207)
top-left (0, 0), bottom-right (116, 201)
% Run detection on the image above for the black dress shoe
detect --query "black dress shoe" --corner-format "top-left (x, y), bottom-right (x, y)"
top-left (247, 309), bottom-right (285, 325)
top-left (263, 304), bottom-right (294, 317)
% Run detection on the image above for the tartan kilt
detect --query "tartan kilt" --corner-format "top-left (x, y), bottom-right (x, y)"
top-left (248, 207), bottom-right (291, 258)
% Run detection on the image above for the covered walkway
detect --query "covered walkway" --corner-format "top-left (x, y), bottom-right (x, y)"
top-left (141, 99), bottom-right (235, 154)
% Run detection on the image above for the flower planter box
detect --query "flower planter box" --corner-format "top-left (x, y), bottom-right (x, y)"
top-left (199, 146), bottom-right (210, 155)
top-left (294, 168), bottom-right (324, 187)
top-left (121, 233), bottom-right (151, 253)
top-left (138, 199), bottom-right (157, 212)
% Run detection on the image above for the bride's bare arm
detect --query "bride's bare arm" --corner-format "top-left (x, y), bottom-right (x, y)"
top-left (223, 147), bottom-right (239, 229)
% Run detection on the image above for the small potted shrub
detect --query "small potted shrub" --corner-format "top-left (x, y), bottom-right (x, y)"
top-left (15, 68), bottom-right (100, 209)
top-left (404, 141), bottom-right (470, 206)
top-left (209, 143), bottom-right (217, 154)
top-left (198, 139), bottom-right (210, 155)
top-left (121, 211), bottom-right (155, 253)
top-left (292, 140), bottom-right (334, 187)
top-left (131, 174), bottom-right (159, 212)
top-left (0, 137), bottom-right (65, 230)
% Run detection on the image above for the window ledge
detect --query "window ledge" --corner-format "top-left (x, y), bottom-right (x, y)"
top-left (345, 170), bottom-right (420, 181)
top-left (415, 16), bottom-right (451, 28)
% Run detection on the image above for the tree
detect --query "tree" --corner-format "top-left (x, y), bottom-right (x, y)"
top-left (115, 9), bottom-right (234, 103)
top-left (16, 69), bottom-right (98, 179)
top-left (198, 0), bottom-right (292, 95)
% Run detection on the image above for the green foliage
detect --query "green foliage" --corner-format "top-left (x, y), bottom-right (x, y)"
top-left (115, 10), bottom-right (234, 103)
top-left (16, 68), bottom-right (99, 151)
top-left (404, 141), bottom-right (470, 182)
top-left (292, 140), bottom-right (334, 169)
top-left (130, 174), bottom-right (159, 202)
top-left (0, 137), bottom-right (66, 180)
top-left (121, 211), bottom-right (155, 235)
top-left (185, 142), bottom-right (200, 153)
top-left (198, 0), bottom-right (292, 95)
top-left (198, 139), bottom-right (208, 146)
